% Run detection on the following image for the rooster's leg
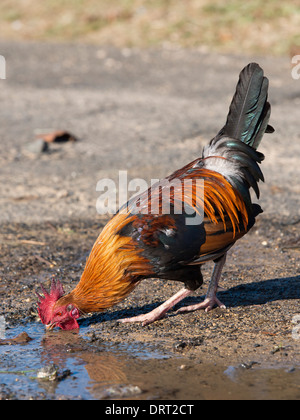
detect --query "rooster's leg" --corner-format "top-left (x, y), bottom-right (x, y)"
top-left (176, 254), bottom-right (227, 314)
top-left (119, 287), bottom-right (192, 326)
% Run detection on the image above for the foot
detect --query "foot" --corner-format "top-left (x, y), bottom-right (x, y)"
top-left (119, 287), bottom-right (192, 326)
top-left (119, 310), bottom-right (165, 326)
top-left (176, 295), bottom-right (226, 314)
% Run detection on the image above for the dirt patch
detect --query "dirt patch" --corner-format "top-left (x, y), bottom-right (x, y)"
top-left (1, 217), bottom-right (299, 370)
top-left (0, 217), bottom-right (300, 399)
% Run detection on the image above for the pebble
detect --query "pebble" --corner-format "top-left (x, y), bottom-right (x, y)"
top-left (97, 384), bottom-right (142, 399)
top-left (0, 332), bottom-right (32, 346)
top-left (36, 363), bottom-right (71, 382)
top-left (36, 364), bottom-right (59, 381)
top-left (240, 361), bottom-right (259, 369)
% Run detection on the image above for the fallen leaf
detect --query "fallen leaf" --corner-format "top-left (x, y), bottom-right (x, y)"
top-left (36, 130), bottom-right (77, 143)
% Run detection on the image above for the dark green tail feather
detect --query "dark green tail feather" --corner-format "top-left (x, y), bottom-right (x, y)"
top-left (218, 63), bottom-right (274, 150)
top-left (202, 63), bottom-right (274, 212)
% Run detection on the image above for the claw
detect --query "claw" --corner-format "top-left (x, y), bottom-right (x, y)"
top-left (176, 296), bottom-right (226, 314)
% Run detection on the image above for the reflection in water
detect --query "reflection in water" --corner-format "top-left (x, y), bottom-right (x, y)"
top-left (0, 323), bottom-right (300, 400)
top-left (81, 353), bottom-right (127, 384)
top-left (40, 330), bottom-right (129, 398)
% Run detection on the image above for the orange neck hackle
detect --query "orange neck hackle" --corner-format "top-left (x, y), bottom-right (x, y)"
top-left (56, 211), bottom-right (154, 314)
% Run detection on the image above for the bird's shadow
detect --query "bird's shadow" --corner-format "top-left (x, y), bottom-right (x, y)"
top-left (79, 275), bottom-right (300, 327)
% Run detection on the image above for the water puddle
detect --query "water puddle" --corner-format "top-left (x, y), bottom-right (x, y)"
top-left (0, 322), bottom-right (299, 400)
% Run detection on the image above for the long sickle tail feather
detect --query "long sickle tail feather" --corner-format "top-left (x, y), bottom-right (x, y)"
top-left (202, 63), bottom-right (274, 210)
top-left (218, 62), bottom-right (274, 150)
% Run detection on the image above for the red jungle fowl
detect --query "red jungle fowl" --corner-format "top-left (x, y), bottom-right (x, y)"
top-left (37, 63), bottom-right (274, 330)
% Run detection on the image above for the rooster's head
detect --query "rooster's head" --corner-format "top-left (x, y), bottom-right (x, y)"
top-left (36, 279), bottom-right (80, 331)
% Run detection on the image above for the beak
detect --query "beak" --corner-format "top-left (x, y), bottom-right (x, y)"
top-left (45, 323), bottom-right (56, 331)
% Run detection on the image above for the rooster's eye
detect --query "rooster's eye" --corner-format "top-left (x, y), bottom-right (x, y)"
top-left (67, 304), bottom-right (73, 312)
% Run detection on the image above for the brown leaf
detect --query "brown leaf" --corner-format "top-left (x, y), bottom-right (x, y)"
top-left (36, 130), bottom-right (77, 143)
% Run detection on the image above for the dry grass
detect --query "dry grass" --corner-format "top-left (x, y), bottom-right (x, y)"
top-left (0, 0), bottom-right (299, 55)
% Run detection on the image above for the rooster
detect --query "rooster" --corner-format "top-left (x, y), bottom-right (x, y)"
top-left (37, 63), bottom-right (273, 330)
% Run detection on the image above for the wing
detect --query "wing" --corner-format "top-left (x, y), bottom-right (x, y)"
top-left (118, 164), bottom-right (250, 277)
top-left (190, 215), bottom-right (246, 264)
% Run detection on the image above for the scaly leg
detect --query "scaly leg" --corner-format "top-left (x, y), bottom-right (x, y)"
top-left (119, 254), bottom-right (226, 325)
top-left (176, 253), bottom-right (227, 314)
top-left (119, 287), bottom-right (192, 326)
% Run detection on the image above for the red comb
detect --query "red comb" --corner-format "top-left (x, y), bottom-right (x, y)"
top-left (36, 279), bottom-right (65, 325)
